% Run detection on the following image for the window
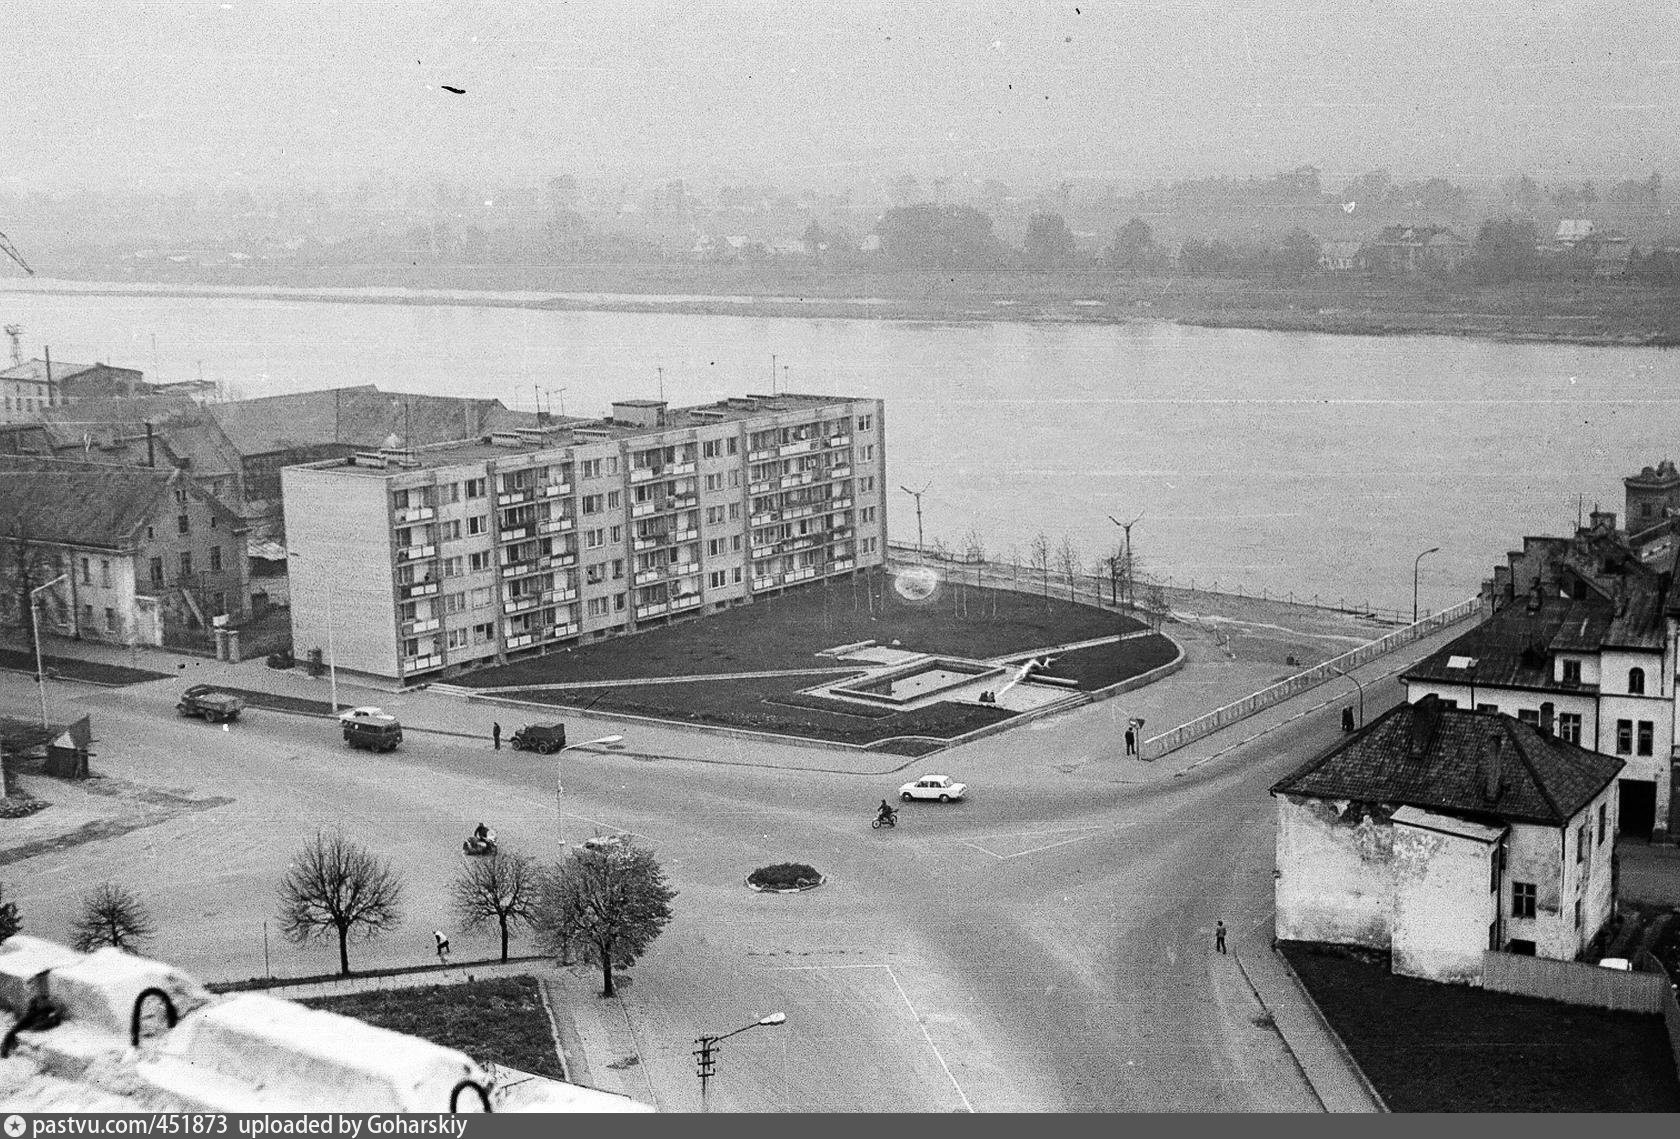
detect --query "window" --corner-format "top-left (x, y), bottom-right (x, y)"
top-left (174, 487), bottom-right (188, 504)
top-left (708, 539), bottom-right (723, 556)
top-left (213, 591), bottom-right (226, 615)
top-left (178, 514), bottom-right (190, 535)
top-left (1561, 659), bottom-right (1581, 685)
top-left (1477, 703), bottom-right (1500, 714)
top-left (705, 473), bottom-right (721, 491)
top-left (80, 557), bottom-right (91, 584)
top-left (728, 503), bottom-right (741, 521)
top-left (608, 490), bottom-right (622, 509)
top-left (1638, 720), bottom-right (1654, 756)
top-left (581, 458), bottom-right (602, 479)
top-left (104, 607), bottom-right (116, 632)
top-left (614, 592), bottom-right (626, 612)
top-left (446, 629), bottom-right (468, 650)
top-left (731, 534), bottom-right (742, 552)
top-left (585, 563), bottom-right (605, 585)
top-left (587, 597), bottom-right (609, 618)
top-left (1517, 708), bottom-right (1540, 726)
top-left (1616, 719), bottom-right (1633, 755)
top-left (1628, 667), bottom-right (1646, 695)
top-left (1598, 802), bottom-right (1608, 843)
top-left (443, 592), bottom-right (466, 615)
top-left (726, 437), bottom-right (738, 455)
top-left (1574, 898), bottom-right (1582, 929)
top-left (209, 546), bottom-right (222, 572)
top-left (728, 469), bottom-right (741, 488)
top-left (100, 559), bottom-right (111, 587)
top-left (146, 525), bottom-right (155, 540)
top-left (861, 445), bottom-right (875, 462)
top-left (611, 525), bottom-right (623, 543)
top-left (149, 557), bottom-right (164, 585)
top-left (862, 537), bottom-right (879, 554)
top-left (443, 482), bottom-right (461, 504)
top-left (1576, 823), bottom-right (1587, 863)
top-left (1557, 712), bottom-right (1582, 744)
top-left (473, 622), bottom-right (494, 644)
top-left (858, 414), bottom-right (874, 431)
top-left (439, 519), bottom-right (461, 540)
top-left (709, 570), bottom-right (726, 588)
top-left (585, 528), bottom-right (605, 549)
top-left (468, 551), bottom-right (491, 572)
top-left (471, 587), bottom-right (492, 609)
top-left (467, 515), bottom-right (488, 536)
top-left (859, 476), bottom-right (876, 493)
top-left (179, 551), bottom-right (193, 578)
top-left (82, 603), bottom-right (93, 627)
top-left (733, 566), bottom-right (743, 583)
top-left (1512, 881), bottom-right (1537, 919)
top-left (443, 556), bottom-right (464, 578)
top-left (582, 494), bottom-right (603, 514)
top-left (861, 506), bottom-right (877, 523)
top-left (612, 558), bottom-right (624, 580)
top-left (464, 478), bottom-right (486, 499)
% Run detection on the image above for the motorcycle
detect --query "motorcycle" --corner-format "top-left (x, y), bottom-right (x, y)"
top-left (463, 835), bottom-right (498, 856)
top-left (871, 811), bottom-right (897, 830)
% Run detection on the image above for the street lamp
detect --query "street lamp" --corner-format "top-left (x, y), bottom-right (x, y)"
top-left (1413, 546), bottom-right (1441, 624)
top-left (554, 735), bottom-right (625, 850)
top-left (30, 574), bottom-right (68, 729)
top-left (1328, 663), bottom-right (1364, 729)
top-left (695, 1012), bottom-right (786, 1111)
top-left (1108, 513), bottom-right (1143, 611)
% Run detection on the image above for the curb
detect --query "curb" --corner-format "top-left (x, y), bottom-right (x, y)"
top-left (1230, 945), bottom-right (1326, 1113)
top-left (1270, 944), bottom-right (1391, 1113)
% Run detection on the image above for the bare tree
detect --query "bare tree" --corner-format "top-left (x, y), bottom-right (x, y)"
top-left (929, 536), bottom-right (953, 562)
top-left (0, 883), bottom-right (20, 946)
top-left (450, 850), bottom-right (541, 962)
top-left (71, 882), bottom-right (156, 954)
top-left (277, 832), bottom-right (405, 976)
top-left (1056, 536), bottom-right (1082, 601)
top-left (1029, 533), bottom-right (1052, 600)
top-left (962, 529), bottom-right (986, 586)
top-left (535, 841), bottom-right (676, 998)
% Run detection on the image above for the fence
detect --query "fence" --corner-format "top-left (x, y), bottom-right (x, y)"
top-left (1140, 595), bottom-right (1481, 760)
top-left (1480, 949), bottom-right (1669, 1014)
top-left (1653, 954), bottom-right (1680, 1071)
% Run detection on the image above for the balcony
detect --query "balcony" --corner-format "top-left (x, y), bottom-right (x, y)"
top-left (501, 560), bottom-right (540, 579)
top-left (542, 587), bottom-right (578, 605)
top-left (504, 596), bottom-right (541, 615)
top-left (787, 567), bottom-right (818, 583)
top-left (829, 496), bottom-right (853, 511)
top-left (783, 504), bottom-right (816, 521)
top-left (399, 580), bottom-right (439, 599)
top-left (496, 488), bottom-right (533, 506)
top-left (664, 495), bottom-right (698, 511)
top-left (779, 472), bottom-right (814, 489)
top-left (634, 568), bottom-right (663, 586)
top-left (748, 447), bottom-right (777, 461)
top-left (544, 623), bottom-right (579, 640)
top-left (541, 482), bottom-right (571, 497)
top-left (633, 536), bottom-right (664, 552)
top-left (550, 552), bottom-right (578, 568)
top-left (505, 633), bottom-right (534, 650)
top-left (752, 544), bottom-right (776, 559)
top-left (635, 602), bottom-right (669, 619)
top-left (669, 594), bottom-right (701, 612)
top-left (397, 544), bottom-right (437, 562)
top-left (631, 501), bottom-right (656, 518)
top-left (630, 466), bottom-right (660, 484)
top-left (667, 460), bottom-right (697, 476)
top-left (830, 558), bottom-right (856, 572)
top-left (393, 505), bottom-right (435, 524)
top-left (539, 517), bottom-right (574, 534)
top-left (401, 617), bottom-right (440, 635)
top-left (749, 480), bottom-right (774, 495)
top-left (668, 562), bottom-right (700, 578)
top-left (671, 528), bottom-right (699, 543)
top-left (828, 465), bottom-right (852, 479)
top-left (750, 512), bottom-right (776, 527)
top-left (779, 439), bottom-right (817, 457)
top-left (403, 653), bottom-right (443, 672)
top-left (827, 526), bottom-right (854, 542)
top-left (752, 576), bottom-right (778, 591)
top-left (826, 434), bottom-right (851, 449)
top-left (498, 526), bottom-right (531, 543)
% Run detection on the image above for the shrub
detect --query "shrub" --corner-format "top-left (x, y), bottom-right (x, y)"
top-left (748, 863), bottom-right (822, 889)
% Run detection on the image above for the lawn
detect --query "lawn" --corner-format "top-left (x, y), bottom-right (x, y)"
top-left (1280, 942), bottom-right (1680, 1112)
top-left (0, 647), bottom-right (168, 687)
top-left (302, 975), bottom-right (563, 1081)
top-left (1030, 634), bottom-right (1178, 689)
top-left (507, 671), bottom-right (1017, 748)
top-left (458, 568), bottom-right (1139, 688)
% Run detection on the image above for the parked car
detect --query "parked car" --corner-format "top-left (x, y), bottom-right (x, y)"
top-left (510, 723), bottom-right (568, 754)
top-left (177, 685), bottom-right (245, 724)
top-left (898, 775), bottom-right (967, 802)
top-left (342, 710), bottom-right (402, 753)
top-left (581, 834), bottom-right (632, 854)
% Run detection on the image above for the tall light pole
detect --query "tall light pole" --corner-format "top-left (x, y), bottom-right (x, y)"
top-left (1413, 546), bottom-right (1440, 624)
top-left (1328, 663), bottom-right (1365, 729)
top-left (30, 574), bottom-right (68, 729)
top-left (900, 483), bottom-right (930, 564)
top-left (554, 734), bottom-right (625, 850)
top-left (1108, 513), bottom-right (1143, 611)
top-left (695, 1012), bottom-right (786, 1112)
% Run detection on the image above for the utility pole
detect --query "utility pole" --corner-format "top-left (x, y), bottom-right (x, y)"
top-left (694, 1035), bottom-right (718, 1111)
top-left (1108, 513), bottom-right (1143, 611)
top-left (770, 354), bottom-right (777, 396)
top-left (900, 482), bottom-right (931, 564)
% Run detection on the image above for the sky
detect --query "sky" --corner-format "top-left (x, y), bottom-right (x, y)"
top-left (3, 0), bottom-right (1677, 194)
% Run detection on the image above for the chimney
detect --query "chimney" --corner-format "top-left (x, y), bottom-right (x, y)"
top-left (1539, 702), bottom-right (1555, 736)
top-left (1527, 578), bottom-right (1543, 613)
top-left (1483, 734), bottom-right (1505, 804)
top-left (145, 421), bottom-right (155, 468)
top-left (1410, 693), bottom-right (1442, 757)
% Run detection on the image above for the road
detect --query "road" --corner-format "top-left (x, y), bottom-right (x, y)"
top-left (0, 653), bottom-right (1404, 1112)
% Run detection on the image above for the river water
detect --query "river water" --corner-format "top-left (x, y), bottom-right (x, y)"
top-left (5, 280), bottom-right (1678, 614)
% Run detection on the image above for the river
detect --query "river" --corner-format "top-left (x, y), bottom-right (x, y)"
top-left (5, 279), bottom-right (1678, 615)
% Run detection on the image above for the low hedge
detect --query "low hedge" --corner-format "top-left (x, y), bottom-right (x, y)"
top-left (748, 863), bottom-right (822, 890)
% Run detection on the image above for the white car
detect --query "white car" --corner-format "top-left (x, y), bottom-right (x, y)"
top-left (338, 706), bottom-right (390, 722)
top-left (898, 775), bottom-right (967, 803)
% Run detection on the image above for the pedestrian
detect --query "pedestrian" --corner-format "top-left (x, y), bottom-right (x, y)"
top-left (434, 930), bottom-right (450, 963)
top-left (1124, 726), bottom-right (1136, 756)
top-left (1215, 920), bottom-right (1227, 955)
top-left (491, 721), bottom-right (501, 751)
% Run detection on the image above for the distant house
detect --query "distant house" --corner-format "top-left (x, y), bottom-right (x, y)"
top-left (0, 359), bottom-right (147, 421)
top-left (1367, 225), bottom-right (1470, 277)
top-left (1585, 230), bottom-right (1634, 278)
top-left (1317, 239), bottom-right (1364, 273)
top-left (1272, 695), bottom-right (1622, 984)
top-left (1553, 219), bottom-right (1596, 249)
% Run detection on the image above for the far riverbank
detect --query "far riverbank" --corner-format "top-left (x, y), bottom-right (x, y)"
top-left (6, 265), bottom-right (1679, 347)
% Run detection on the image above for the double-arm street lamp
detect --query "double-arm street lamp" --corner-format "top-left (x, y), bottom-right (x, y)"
top-left (694, 1012), bottom-right (786, 1111)
top-left (1413, 546), bottom-right (1441, 624)
top-left (554, 734), bottom-right (626, 850)
top-left (30, 574), bottom-right (68, 729)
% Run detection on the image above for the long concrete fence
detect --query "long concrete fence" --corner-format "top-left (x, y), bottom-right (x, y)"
top-left (1140, 595), bottom-right (1481, 761)
top-left (1481, 949), bottom-right (1670, 1014)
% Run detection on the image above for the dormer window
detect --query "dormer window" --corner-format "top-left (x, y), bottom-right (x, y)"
top-left (1628, 667), bottom-right (1645, 695)
top-left (1561, 659), bottom-right (1582, 686)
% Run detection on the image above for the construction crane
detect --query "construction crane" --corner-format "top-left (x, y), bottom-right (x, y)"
top-left (0, 229), bottom-right (34, 275)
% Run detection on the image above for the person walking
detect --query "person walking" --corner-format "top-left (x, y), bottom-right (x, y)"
top-left (1124, 726), bottom-right (1136, 756)
top-left (491, 721), bottom-right (502, 750)
top-left (1214, 920), bottom-right (1227, 955)
top-left (434, 930), bottom-right (450, 963)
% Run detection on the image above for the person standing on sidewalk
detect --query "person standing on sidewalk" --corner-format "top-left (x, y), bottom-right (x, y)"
top-left (1124, 726), bottom-right (1137, 756)
top-left (492, 721), bottom-right (502, 750)
top-left (1215, 920), bottom-right (1227, 955)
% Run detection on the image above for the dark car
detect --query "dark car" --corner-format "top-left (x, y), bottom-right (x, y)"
top-left (509, 723), bottom-right (567, 754)
top-left (177, 685), bottom-right (245, 724)
top-left (341, 709), bottom-right (403, 753)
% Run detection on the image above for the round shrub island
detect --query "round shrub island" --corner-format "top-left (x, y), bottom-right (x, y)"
top-left (746, 863), bottom-right (824, 892)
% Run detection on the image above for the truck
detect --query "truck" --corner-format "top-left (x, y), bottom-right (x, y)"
top-left (340, 707), bottom-right (403, 753)
top-left (177, 685), bottom-right (245, 724)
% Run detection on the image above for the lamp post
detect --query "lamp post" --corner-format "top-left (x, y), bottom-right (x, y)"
top-left (30, 574), bottom-right (68, 729)
top-left (695, 1012), bottom-right (786, 1112)
top-left (554, 735), bottom-right (625, 850)
top-left (1328, 663), bottom-right (1364, 729)
top-left (1108, 513), bottom-right (1143, 611)
top-left (1413, 546), bottom-right (1440, 624)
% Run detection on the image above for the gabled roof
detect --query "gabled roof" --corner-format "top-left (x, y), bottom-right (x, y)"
top-left (0, 461), bottom-right (175, 550)
top-left (1406, 591), bottom-right (1610, 691)
top-left (32, 395), bottom-right (203, 449)
top-left (0, 358), bottom-right (99, 384)
top-left (207, 387), bottom-right (536, 455)
top-left (1271, 696), bottom-right (1623, 826)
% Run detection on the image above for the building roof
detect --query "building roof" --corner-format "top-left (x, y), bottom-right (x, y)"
top-left (0, 460), bottom-right (174, 549)
top-left (1271, 695), bottom-right (1623, 826)
top-left (0, 358), bottom-right (99, 384)
top-left (31, 394), bottom-right (203, 449)
top-left (207, 386), bottom-right (535, 455)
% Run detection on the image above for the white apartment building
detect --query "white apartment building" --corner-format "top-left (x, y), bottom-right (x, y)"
top-left (282, 393), bottom-right (887, 684)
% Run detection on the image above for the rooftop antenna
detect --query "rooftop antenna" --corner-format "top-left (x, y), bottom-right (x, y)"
top-left (551, 387), bottom-right (567, 417)
top-left (657, 365), bottom-right (664, 403)
top-left (3, 325), bottom-right (21, 367)
top-left (900, 481), bottom-right (932, 564)
top-left (770, 353), bottom-right (777, 396)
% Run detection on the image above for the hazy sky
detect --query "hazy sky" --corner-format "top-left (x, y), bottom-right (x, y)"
top-left (4, 0), bottom-right (1676, 194)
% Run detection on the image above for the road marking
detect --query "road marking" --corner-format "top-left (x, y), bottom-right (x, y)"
top-left (958, 826), bottom-right (1106, 860)
top-left (886, 966), bottom-right (975, 1114)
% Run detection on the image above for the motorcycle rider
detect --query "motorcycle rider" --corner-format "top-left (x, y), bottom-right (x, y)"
top-left (473, 822), bottom-right (494, 844)
top-left (877, 799), bottom-right (896, 825)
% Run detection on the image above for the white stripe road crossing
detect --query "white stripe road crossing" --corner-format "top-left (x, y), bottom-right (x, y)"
top-left (958, 827), bottom-right (1107, 860)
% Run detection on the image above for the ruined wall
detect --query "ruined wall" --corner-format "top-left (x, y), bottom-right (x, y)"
top-left (1390, 824), bottom-right (1498, 984)
top-left (1274, 795), bottom-right (1394, 948)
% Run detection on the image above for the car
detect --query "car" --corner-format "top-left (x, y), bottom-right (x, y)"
top-left (338, 706), bottom-right (388, 722)
top-left (177, 685), bottom-right (245, 724)
top-left (341, 710), bottom-right (402, 752)
top-left (898, 775), bottom-right (967, 803)
top-left (581, 833), bottom-right (632, 854)
top-left (510, 723), bottom-right (568, 755)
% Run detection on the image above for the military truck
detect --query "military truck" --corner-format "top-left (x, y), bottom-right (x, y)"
top-left (177, 685), bottom-right (245, 724)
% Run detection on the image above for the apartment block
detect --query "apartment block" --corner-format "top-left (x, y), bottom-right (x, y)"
top-left (282, 393), bottom-right (887, 685)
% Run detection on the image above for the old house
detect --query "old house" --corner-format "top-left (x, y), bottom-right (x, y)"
top-left (1272, 696), bottom-right (1623, 984)
top-left (0, 457), bottom-right (250, 648)
top-left (1367, 225), bottom-right (1470, 276)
